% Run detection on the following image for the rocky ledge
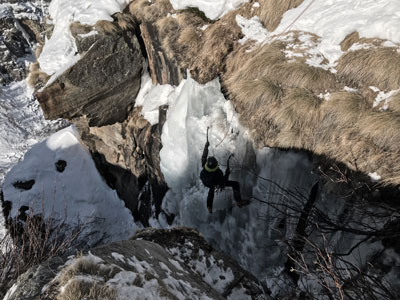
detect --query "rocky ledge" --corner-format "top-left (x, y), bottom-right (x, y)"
top-left (4, 227), bottom-right (271, 300)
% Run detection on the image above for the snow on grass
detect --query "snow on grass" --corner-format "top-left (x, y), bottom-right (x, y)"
top-left (236, 0), bottom-right (400, 71)
top-left (38, 0), bottom-right (130, 77)
top-left (236, 15), bottom-right (268, 45)
top-left (2, 125), bottom-right (138, 246)
top-left (169, 0), bottom-right (249, 20)
top-left (370, 87), bottom-right (400, 110)
top-left (272, 0), bottom-right (400, 66)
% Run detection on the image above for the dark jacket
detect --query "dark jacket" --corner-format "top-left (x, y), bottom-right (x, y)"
top-left (200, 142), bottom-right (228, 188)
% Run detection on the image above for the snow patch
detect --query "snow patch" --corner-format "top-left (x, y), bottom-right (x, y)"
top-left (169, 0), bottom-right (249, 20)
top-left (272, 0), bottom-right (400, 66)
top-left (3, 126), bottom-right (138, 246)
top-left (38, 0), bottom-right (130, 76)
top-left (236, 15), bottom-right (269, 45)
top-left (368, 172), bottom-right (381, 182)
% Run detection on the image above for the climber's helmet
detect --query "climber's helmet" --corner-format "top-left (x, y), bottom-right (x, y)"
top-left (205, 156), bottom-right (219, 172)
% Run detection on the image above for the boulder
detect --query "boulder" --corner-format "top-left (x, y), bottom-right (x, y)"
top-left (35, 23), bottom-right (145, 127)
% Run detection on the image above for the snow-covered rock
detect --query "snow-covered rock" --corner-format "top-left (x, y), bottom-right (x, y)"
top-left (2, 126), bottom-right (138, 247)
top-left (4, 227), bottom-right (269, 300)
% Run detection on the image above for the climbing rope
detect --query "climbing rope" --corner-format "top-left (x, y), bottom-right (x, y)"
top-left (279, 0), bottom-right (316, 36)
top-left (214, 108), bottom-right (235, 149)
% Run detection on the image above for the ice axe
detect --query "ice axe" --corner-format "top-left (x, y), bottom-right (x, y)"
top-left (226, 153), bottom-right (234, 173)
top-left (206, 126), bottom-right (209, 144)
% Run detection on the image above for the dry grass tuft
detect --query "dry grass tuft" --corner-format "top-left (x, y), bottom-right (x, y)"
top-left (94, 20), bottom-right (119, 35)
top-left (337, 47), bottom-right (400, 91)
top-left (34, 43), bottom-right (44, 59)
top-left (388, 92), bottom-right (400, 113)
top-left (59, 257), bottom-right (120, 285)
top-left (27, 62), bottom-right (50, 89)
top-left (274, 88), bottom-right (322, 130)
top-left (130, 0), bottom-right (173, 23)
top-left (54, 256), bottom-right (120, 300)
top-left (69, 21), bottom-right (92, 36)
top-left (258, 0), bottom-right (304, 31)
top-left (340, 31), bottom-right (360, 51)
top-left (113, 12), bottom-right (136, 30)
top-left (357, 111), bottom-right (400, 152)
top-left (58, 280), bottom-right (117, 300)
top-left (128, 0), bottom-right (151, 22)
top-left (320, 92), bottom-right (369, 128)
top-left (189, 19), bottom-right (243, 83)
top-left (156, 16), bottom-right (179, 40)
top-left (226, 41), bottom-right (338, 93)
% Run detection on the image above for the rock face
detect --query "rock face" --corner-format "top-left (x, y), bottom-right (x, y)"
top-left (77, 106), bottom-right (169, 226)
top-left (0, 1), bottom-right (46, 85)
top-left (4, 227), bottom-right (270, 300)
top-left (140, 21), bottom-right (186, 86)
top-left (35, 24), bottom-right (144, 127)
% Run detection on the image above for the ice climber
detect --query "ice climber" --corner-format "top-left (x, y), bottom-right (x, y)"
top-left (200, 139), bottom-right (243, 213)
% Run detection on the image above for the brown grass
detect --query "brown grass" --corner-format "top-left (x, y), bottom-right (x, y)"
top-left (357, 111), bottom-right (400, 152)
top-left (388, 92), bottom-right (400, 113)
top-left (27, 62), bottom-right (50, 89)
top-left (337, 47), bottom-right (400, 91)
top-left (340, 32), bottom-right (360, 51)
top-left (94, 20), bottom-right (119, 34)
top-left (156, 16), bottom-right (179, 40)
top-left (225, 41), bottom-right (338, 94)
top-left (54, 256), bottom-right (120, 300)
top-left (274, 88), bottom-right (322, 129)
top-left (129, 0), bottom-right (172, 23)
top-left (57, 280), bottom-right (117, 300)
top-left (69, 21), bottom-right (92, 36)
top-left (128, 0), bottom-right (151, 22)
top-left (113, 12), bottom-right (136, 30)
top-left (320, 92), bottom-right (369, 129)
top-left (258, 0), bottom-right (304, 31)
top-left (189, 16), bottom-right (243, 83)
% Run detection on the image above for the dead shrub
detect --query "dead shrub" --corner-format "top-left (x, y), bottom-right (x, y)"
top-left (337, 47), bottom-right (400, 91)
top-left (0, 214), bottom-right (83, 298)
top-left (258, 0), bottom-right (304, 31)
